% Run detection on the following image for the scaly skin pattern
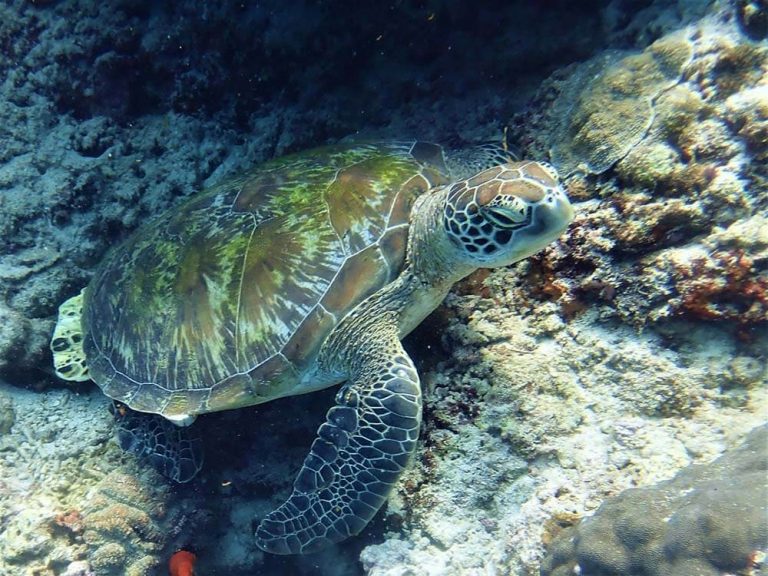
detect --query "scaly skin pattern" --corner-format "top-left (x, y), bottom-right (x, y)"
top-left (111, 402), bottom-right (204, 483)
top-left (255, 159), bottom-right (574, 554)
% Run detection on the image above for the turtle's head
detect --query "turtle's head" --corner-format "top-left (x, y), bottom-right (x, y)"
top-left (443, 161), bottom-right (573, 268)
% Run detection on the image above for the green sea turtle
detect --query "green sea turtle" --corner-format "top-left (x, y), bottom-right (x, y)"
top-left (50, 141), bottom-right (573, 554)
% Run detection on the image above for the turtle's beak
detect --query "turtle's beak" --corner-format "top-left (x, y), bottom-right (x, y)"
top-left (545, 190), bottom-right (575, 236)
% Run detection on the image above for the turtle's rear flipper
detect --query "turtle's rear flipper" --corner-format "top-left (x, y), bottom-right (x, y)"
top-left (50, 290), bottom-right (90, 382)
top-left (111, 402), bottom-right (204, 483)
top-left (255, 333), bottom-right (421, 554)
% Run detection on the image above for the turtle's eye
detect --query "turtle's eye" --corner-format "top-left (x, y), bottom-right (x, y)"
top-left (482, 199), bottom-right (531, 229)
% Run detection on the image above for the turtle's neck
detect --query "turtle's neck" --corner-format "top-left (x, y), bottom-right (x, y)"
top-left (408, 188), bottom-right (475, 286)
top-left (318, 186), bottom-right (475, 374)
top-left (388, 187), bottom-right (476, 339)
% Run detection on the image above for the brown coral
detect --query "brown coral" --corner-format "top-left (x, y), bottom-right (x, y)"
top-left (609, 192), bottom-right (707, 252)
top-left (674, 249), bottom-right (768, 325)
top-left (727, 85), bottom-right (768, 161)
top-left (544, 34), bottom-right (693, 176)
top-left (80, 471), bottom-right (170, 576)
top-left (712, 43), bottom-right (767, 97)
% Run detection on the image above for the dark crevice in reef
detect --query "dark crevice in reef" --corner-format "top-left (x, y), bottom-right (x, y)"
top-left (35, 0), bottom-right (609, 130)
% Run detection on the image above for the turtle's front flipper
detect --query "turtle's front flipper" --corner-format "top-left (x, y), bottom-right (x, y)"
top-left (111, 402), bottom-right (204, 483)
top-left (255, 341), bottom-right (422, 554)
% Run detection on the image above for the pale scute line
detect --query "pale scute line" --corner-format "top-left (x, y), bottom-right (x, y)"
top-left (234, 218), bottom-right (260, 367)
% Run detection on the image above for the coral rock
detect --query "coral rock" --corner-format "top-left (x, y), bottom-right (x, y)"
top-left (541, 425), bottom-right (768, 576)
top-left (546, 34), bottom-right (693, 176)
top-left (81, 471), bottom-right (170, 576)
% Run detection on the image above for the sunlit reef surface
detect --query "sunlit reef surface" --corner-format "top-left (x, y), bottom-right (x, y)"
top-left (0, 0), bottom-right (766, 574)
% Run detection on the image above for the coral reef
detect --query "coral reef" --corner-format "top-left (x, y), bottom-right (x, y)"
top-left (541, 425), bottom-right (768, 576)
top-left (0, 385), bottom-right (116, 574)
top-left (548, 34), bottom-right (693, 176)
top-left (511, 3), bottom-right (768, 331)
top-left (0, 383), bottom-right (201, 575)
top-left (82, 471), bottom-right (170, 576)
top-left (361, 281), bottom-right (767, 575)
top-left (0, 384), bottom-right (378, 575)
top-left (361, 8), bottom-right (767, 574)
top-left (650, 225), bottom-right (768, 326)
top-left (0, 0), bottom-right (764, 574)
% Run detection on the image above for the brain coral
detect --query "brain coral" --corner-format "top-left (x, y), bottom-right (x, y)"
top-left (82, 471), bottom-right (170, 576)
top-left (540, 425), bottom-right (768, 576)
top-left (548, 34), bottom-right (693, 176)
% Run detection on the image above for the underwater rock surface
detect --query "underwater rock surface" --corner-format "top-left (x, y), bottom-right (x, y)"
top-left (541, 425), bottom-right (768, 576)
top-left (0, 0), bottom-right (765, 575)
top-left (513, 6), bottom-right (768, 331)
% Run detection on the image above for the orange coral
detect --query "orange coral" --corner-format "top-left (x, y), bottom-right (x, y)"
top-left (53, 509), bottom-right (84, 534)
